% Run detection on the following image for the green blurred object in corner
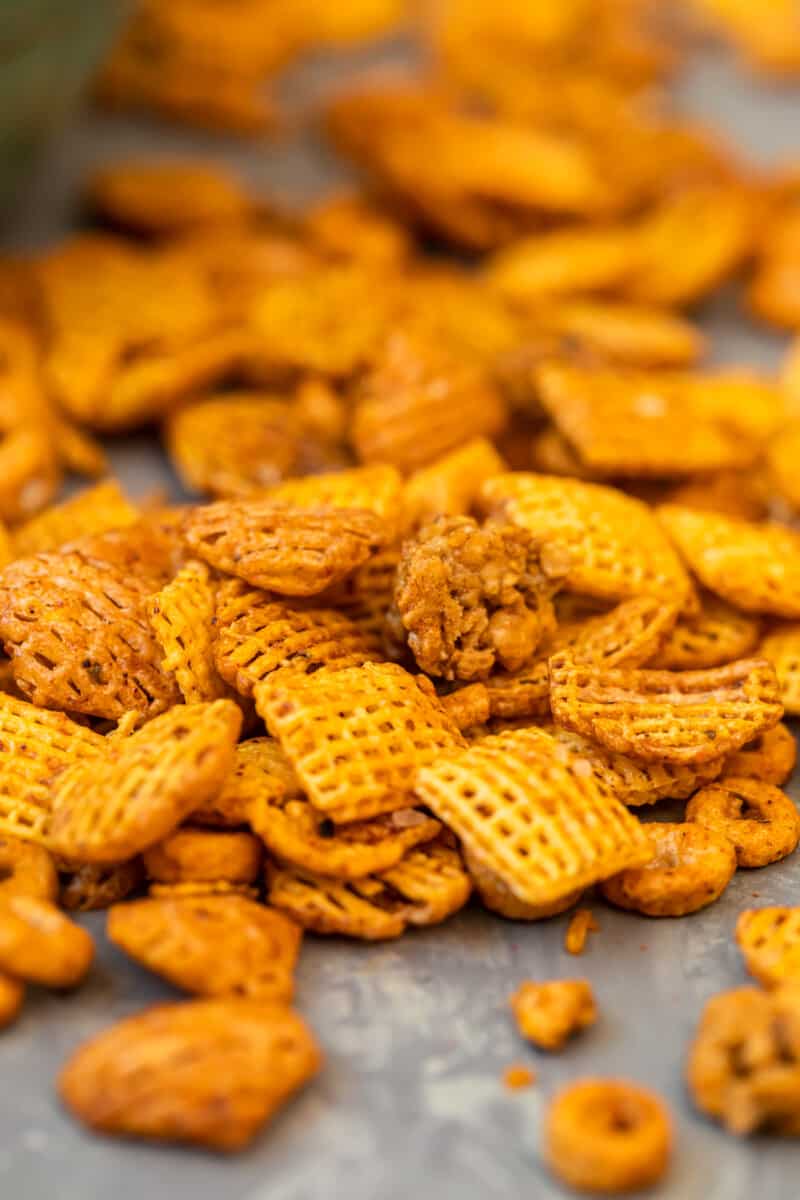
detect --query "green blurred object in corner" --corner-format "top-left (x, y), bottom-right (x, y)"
top-left (0, 0), bottom-right (130, 211)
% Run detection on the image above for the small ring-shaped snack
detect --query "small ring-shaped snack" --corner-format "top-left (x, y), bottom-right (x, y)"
top-left (686, 776), bottom-right (800, 868)
top-left (600, 822), bottom-right (736, 917)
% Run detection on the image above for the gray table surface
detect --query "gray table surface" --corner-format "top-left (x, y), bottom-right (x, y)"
top-left (3, 40), bottom-right (800, 1200)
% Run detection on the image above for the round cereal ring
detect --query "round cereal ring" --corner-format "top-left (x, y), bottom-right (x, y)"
top-left (686, 777), bottom-right (800, 868)
top-left (463, 847), bottom-right (582, 921)
top-left (0, 972), bottom-right (24, 1029)
top-left (0, 836), bottom-right (58, 902)
top-left (544, 1078), bottom-right (672, 1193)
top-left (0, 896), bottom-right (94, 988)
top-left (599, 822), bottom-right (736, 917)
top-left (142, 828), bottom-right (263, 886)
top-left (723, 723), bottom-right (797, 787)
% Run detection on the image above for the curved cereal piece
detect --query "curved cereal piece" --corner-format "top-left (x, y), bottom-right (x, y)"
top-left (266, 865), bottom-right (408, 941)
top-left (649, 593), bottom-right (761, 670)
top-left (0, 895), bottom-right (94, 987)
top-left (658, 504), bottom-right (800, 618)
top-left (0, 973), bottom-right (24, 1029)
top-left (182, 500), bottom-right (388, 596)
top-left (378, 841), bottom-right (472, 926)
top-left (724, 723), bottom-right (797, 786)
top-left (13, 479), bottom-right (139, 558)
top-left (147, 561), bottom-right (228, 703)
top-left (480, 473), bottom-right (692, 605)
top-left (194, 738), bottom-right (300, 828)
top-left (415, 726), bottom-right (652, 907)
top-left (58, 998), bottom-right (322, 1151)
top-left (549, 656), bottom-right (783, 765)
top-left (87, 160), bottom-right (251, 235)
top-left (686, 984), bottom-right (800, 1135)
top-left (143, 828), bottom-right (262, 885)
top-left (107, 895), bottom-right (300, 1000)
top-left (510, 980), bottom-right (596, 1051)
top-left (261, 465), bottom-right (405, 541)
top-left (60, 862), bottom-right (144, 912)
top-left (0, 550), bottom-right (180, 719)
top-left (686, 777), bottom-right (800, 868)
top-left (213, 579), bottom-right (382, 699)
top-left (256, 662), bottom-right (464, 823)
top-left (544, 1079), bottom-right (672, 1193)
top-left (736, 907), bottom-right (800, 987)
top-left (464, 846), bottom-right (583, 920)
top-left (48, 700), bottom-right (242, 864)
top-left (600, 822), bottom-right (736, 917)
top-left (759, 623), bottom-right (800, 714)
top-left (0, 836), bottom-right (57, 901)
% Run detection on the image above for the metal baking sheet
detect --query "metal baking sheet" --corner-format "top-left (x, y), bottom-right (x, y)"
top-left (2, 42), bottom-right (800, 1200)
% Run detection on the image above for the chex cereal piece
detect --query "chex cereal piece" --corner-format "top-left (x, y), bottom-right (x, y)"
top-left (402, 438), bottom-right (506, 531)
top-left (414, 727), bottom-right (652, 906)
top-left (724, 723), bottom-right (797, 786)
top-left (48, 700), bottom-right (242, 864)
top-left (13, 479), bottom-right (139, 558)
top-left (143, 828), bottom-right (262, 886)
top-left (107, 895), bottom-right (300, 1000)
top-left (464, 846), bottom-right (583, 920)
top-left (481, 474), bottom-right (691, 605)
top-left (549, 656), bottom-right (782, 764)
top-left (266, 866), bottom-right (407, 940)
top-left (686, 777), bottom-right (800, 868)
top-left (657, 504), bottom-right (800, 618)
top-left (249, 791), bottom-right (440, 880)
top-left (600, 822), bottom-right (736, 916)
top-left (261, 465), bottom-right (405, 541)
top-left (686, 985), bottom-right (800, 1135)
top-left (510, 980), bottom-right (596, 1051)
top-left (0, 835), bottom-right (57, 901)
top-left (550, 727), bottom-right (725, 807)
top-left (147, 560), bottom-right (228, 703)
top-left (213, 579), bottom-right (382, 699)
top-left (194, 737), bottom-right (300, 828)
top-left (182, 500), bottom-right (387, 596)
top-left (760, 624), bottom-right (800, 714)
top-left (59, 999), bottom-right (322, 1151)
top-left (736, 907), bottom-right (800, 987)
top-left (545, 1079), bottom-right (672, 1193)
top-left (61, 862), bottom-right (144, 912)
top-left (0, 550), bottom-right (180, 720)
top-left (378, 841), bottom-right (472, 926)
top-left (649, 593), bottom-right (761, 670)
top-left (256, 662), bottom-right (464, 823)
top-left (0, 895), bottom-right (94, 988)
top-left (312, 545), bottom-right (401, 641)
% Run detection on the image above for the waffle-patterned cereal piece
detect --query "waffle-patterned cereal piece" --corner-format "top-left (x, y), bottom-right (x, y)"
top-left (59, 998), bottom-right (321, 1151)
top-left (312, 546), bottom-right (401, 642)
top-left (686, 985), bottom-right (800, 1135)
top-left (510, 980), bottom-right (596, 1050)
top-left (415, 727), bottom-right (652, 906)
top-left (0, 895), bottom-right (94, 987)
top-left (266, 866), bottom-right (407, 940)
top-left (260, 465), bottom-right (405, 541)
top-left (48, 700), bottom-right (242, 864)
top-left (13, 479), bottom-right (139, 558)
top-left (147, 561), bottom-right (228, 703)
top-left (213, 579), bottom-right (382, 699)
top-left (193, 737), bottom-right (300, 829)
top-left (378, 841), bottom-right (472, 926)
top-left (736, 908), bottom-right (800, 987)
top-left (0, 835), bottom-right (57, 901)
top-left (481, 474), bottom-right (691, 605)
top-left (658, 505), bottom-right (800, 618)
top-left (686, 778), bottom-right (800, 868)
top-left (182, 500), bottom-right (387, 596)
top-left (143, 828), bottom-right (262, 885)
top-left (545, 1079), bottom-right (672, 1193)
top-left (60, 862), bottom-right (144, 912)
top-left (600, 822), bottom-right (737, 916)
top-left (0, 551), bottom-right (180, 720)
top-left (402, 438), bottom-right (507, 531)
top-left (760, 624), bottom-right (800, 714)
top-left (108, 895), bottom-right (300, 1000)
top-left (257, 662), bottom-right (464, 822)
top-left (724, 723), bottom-right (797, 786)
top-left (464, 847), bottom-right (583, 920)
top-left (0, 973), bottom-right (24, 1029)
top-left (649, 593), bottom-right (761, 670)
top-left (549, 656), bottom-right (782, 764)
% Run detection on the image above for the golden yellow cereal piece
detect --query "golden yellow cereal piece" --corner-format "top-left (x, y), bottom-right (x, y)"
top-left (402, 439), bottom-right (507, 531)
top-left (550, 656), bottom-right (783, 764)
top-left (0, 895), bottom-right (94, 988)
top-left (213, 579), bottom-right (382, 699)
top-left (108, 895), bottom-right (300, 1001)
top-left (649, 593), bottom-right (761, 670)
top-left (686, 777), bottom-right (800, 868)
top-left (48, 700), bottom-right (242, 864)
top-left (351, 328), bottom-right (507, 474)
top-left (760, 623), bottom-right (800, 714)
top-left (534, 301), bottom-right (705, 367)
top-left (464, 846), bottom-right (583, 920)
top-left (261, 465), bottom-right (405, 540)
top-left (0, 835), bottom-right (57, 901)
top-left (87, 160), bottom-right (251, 235)
top-left (725, 723), bottom-right (797, 786)
top-left (377, 840), bottom-right (472, 926)
top-left (600, 822), bottom-right (737, 916)
top-left (415, 726), bottom-right (651, 907)
top-left (266, 865), bottom-right (407, 940)
top-left (59, 999), bottom-right (322, 1151)
top-left (564, 908), bottom-right (600, 955)
top-left (545, 1079), bottom-right (672, 1193)
top-left (659, 504), bottom-right (800, 617)
top-left (13, 479), bottom-right (139, 558)
top-left (484, 226), bottom-right (639, 304)
top-left (481, 473), bottom-right (692, 605)
top-left (61, 862), bottom-right (145, 912)
top-left (440, 684), bottom-right (490, 731)
top-left (166, 395), bottom-right (302, 498)
top-left (195, 738), bottom-right (301, 828)
top-left (147, 561), bottom-right (227, 704)
top-left (667, 469), bottom-right (769, 523)
top-left (511, 979), bottom-right (596, 1050)
top-left (257, 662), bottom-right (464, 823)
top-left (0, 973), bottom-right (24, 1029)
top-left (149, 881), bottom-right (258, 900)
top-left (182, 499), bottom-right (387, 597)
top-left (143, 828), bottom-right (262, 885)
top-left (312, 545), bottom-right (401, 642)
top-left (736, 907), bottom-right (800, 987)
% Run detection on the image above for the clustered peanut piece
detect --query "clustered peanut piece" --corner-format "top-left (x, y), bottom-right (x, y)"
top-left (1, 0), bottom-right (800, 1186)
